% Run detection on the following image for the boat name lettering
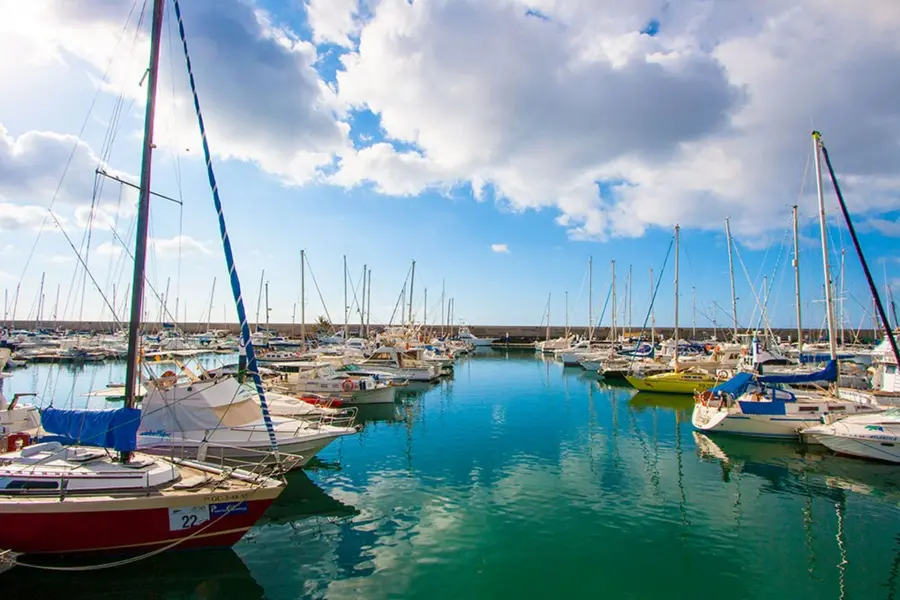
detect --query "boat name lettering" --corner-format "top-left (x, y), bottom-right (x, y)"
top-left (211, 501), bottom-right (249, 516)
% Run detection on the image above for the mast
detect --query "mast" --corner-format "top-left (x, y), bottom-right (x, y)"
top-left (712, 301), bottom-right (718, 341)
top-left (254, 269), bottom-right (264, 332)
top-left (546, 294), bottom-right (551, 341)
top-left (366, 269), bottom-right (372, 337)
top-left (588, 256), bottom-right (593, 340)
top-left (611, 261), bottom-right (617, 342)
top-left (123, 0), bottom-right (165, 437)
top-left (343, 255), bottom-right (348, 338)
top-left (207, 277), bottom-right (216, 333)
top-left (52, 283), bottom-right (60, 324)
top-left (839, 249), bottom-right (846, 348)
top-left (812, 133), bottom-right (838, 360)
top-left (792, 205), bottom-right (803, 351)
top-left (35, 272), bottom-right (45, 330)
top-left (440, 279), bottom-right (445, 336)
top-left (817, 130), bottom-right (900, 369)
top-left (424, 288), bottom-right (428, 330)
top-left (725, 217), bottom-right (738, 340)
top-left (674, 224), bottom-right (680, 371)
top-left (300, 249), bottom-right (306, 343)
top-left (361, 263), bottom-right (367, 336)
top-left (649, 266), bottom-right (656, 343)
top-left (264, 280), bottom-right (270, 329)
top-left (163, 277), bottom-right (171, 325)
top-left (408, 259), bottom-right (416, 326)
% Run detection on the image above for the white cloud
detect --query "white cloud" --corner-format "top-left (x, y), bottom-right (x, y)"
top-left (306, 0), bottom-right (360, 47)
top-left (150, 235), bottom-right (213, 259)
top-left (0, 124), bottom-right (111, 206)
top-left (491, 243), bottom-right (510, 254)
top-left (865, 217), bottom-right (900, 237)
top-left (0, 202), bottom-right (62, 232)
top-left (0, 0), bottom-right (351, 186)
top-left (332, 0), bottom-right (900, 240)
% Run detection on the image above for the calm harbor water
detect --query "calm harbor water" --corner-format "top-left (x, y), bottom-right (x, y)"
top-left (4, 351), bottom-right (900, 599)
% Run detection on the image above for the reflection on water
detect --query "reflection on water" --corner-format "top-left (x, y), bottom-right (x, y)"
top-left (1, 548), bottom-right (265, 599)
top-left (4, 352), bottom-right (900, 599)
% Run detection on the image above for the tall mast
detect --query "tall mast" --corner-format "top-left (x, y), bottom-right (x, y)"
top-left (839, 249), bottom-right (846, 348)
top-left (816, 130), bottom-right (900, 369)
top-left (546, 293), bottom-right (551, 341)
top-left (725, 217), bottom-right (738, 340)
top-left (264, 281), bottom-right (270, 329)
top-left (207, 277), bottom-right (216, 333)
top-left (366, 269), bottom-right (372, 337)
top-left (300, 250), bottom-right (305, 343)
top-left (254, 269), bottom-right (264, 332)
top-left (649, 266), bottom-right (656, 343)
top-left (343, 255), bottom-right (348, 337)
top-left (35, 272), bottom-right (45, 330)
top-left (712, 300), bottom-right (718, 341)
top-left (361, 264), bottom-right (367, 335)
top-left (424, 288), bottom-right (428, 330)
top-left (123, 0), bottom-right (164, 426)
top-left (440, 279), bottom-right (445, 336)
top-left (611, 261), bottom-right (617, 342)
top-left (813, 133), bottom-right (838, 360)
top-left (588, 256), bottom-right (593, 340)
top-left (792, 205), bottom-right (803, 350)
top-left (408, 259), bottom-right (416, 326)
top-left (52, 283), bottom-right (60, 323)
top-left (163, 277), bottom-right (171, 325)
top-left (674, 224), bottom-right (680, 371)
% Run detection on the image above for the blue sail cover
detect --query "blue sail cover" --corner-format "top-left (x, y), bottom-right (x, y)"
top-left (40, 407), bottom-right (141, 452)
top-left (710, 372), bottom-right (755, 396)
top-left (758, 359), bottom-right (838, 385)
top-left (709, 360), bottom-right (839, 398)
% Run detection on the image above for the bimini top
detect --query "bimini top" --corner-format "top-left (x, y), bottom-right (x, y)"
top-left (710, 360), bottom-right (839, 397)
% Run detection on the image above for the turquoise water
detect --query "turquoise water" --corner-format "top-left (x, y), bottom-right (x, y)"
top-left (4, 351), bottom-right (900, 599)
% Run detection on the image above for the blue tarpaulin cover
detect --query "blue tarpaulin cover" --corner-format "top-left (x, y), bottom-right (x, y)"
top-left (40, 407), bottom-right (141, 452)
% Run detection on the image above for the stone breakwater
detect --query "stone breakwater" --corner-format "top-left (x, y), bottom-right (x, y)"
top-left (9, 321), bottom-right (873, 344)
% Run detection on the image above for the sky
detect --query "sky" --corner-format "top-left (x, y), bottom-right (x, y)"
top-left (0, 0), bottom-right (899, 331)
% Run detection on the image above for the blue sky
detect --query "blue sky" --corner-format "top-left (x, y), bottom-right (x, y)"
top-left (0, 0), bottom-right (898, 330)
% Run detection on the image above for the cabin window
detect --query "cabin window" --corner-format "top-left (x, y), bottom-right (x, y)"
top-left (4, 480), bottom-right (59, 490)
top-left (887, 365), bottom-right (898, 375)
top-left (881, 442), bottom-right (895, 447)
top-left (798, 406), bottom-right (819, 412)
top-left (827, 406), bottom-right (846, 411)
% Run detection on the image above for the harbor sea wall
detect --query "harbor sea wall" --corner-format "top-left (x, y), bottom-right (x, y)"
top-left (7, 321), bottom-right (877, 344)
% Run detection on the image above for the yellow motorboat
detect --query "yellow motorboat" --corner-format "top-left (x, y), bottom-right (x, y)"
top-left (625, 369), bottom-right (719, 395)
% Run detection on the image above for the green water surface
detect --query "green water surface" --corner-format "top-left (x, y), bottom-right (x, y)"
top-left (3, 352), bottom-right (900, 599)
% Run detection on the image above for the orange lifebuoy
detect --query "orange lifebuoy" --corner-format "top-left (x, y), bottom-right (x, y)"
top-left (161, 370), bottom-right (176, 379)
top-left (341, 379), bottom-right (355, 392)
top-left (698, 390), bottom-right (714, 406)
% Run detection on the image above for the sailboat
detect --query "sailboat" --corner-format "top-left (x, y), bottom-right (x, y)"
top-left (626, 225), bottom-right (719, 394)
top-left (0, 0), bottom-right (285, 558)
top-left (693, 132), bottom-right (889, 439)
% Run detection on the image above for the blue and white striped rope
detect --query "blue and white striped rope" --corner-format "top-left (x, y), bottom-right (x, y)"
top-left (173, 0), bottom-right (279, 454)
